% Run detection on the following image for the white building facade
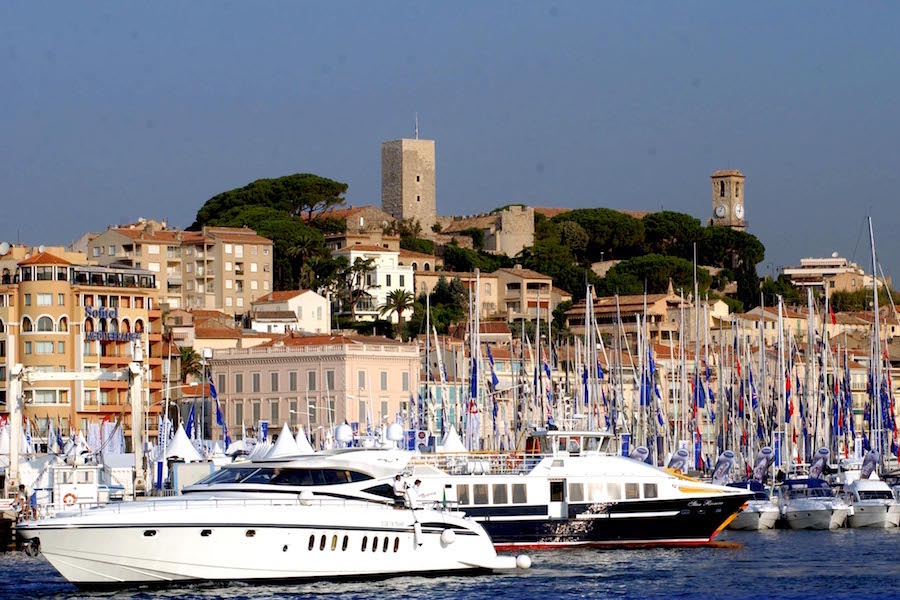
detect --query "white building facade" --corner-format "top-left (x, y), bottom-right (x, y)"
top-left (332, 244), bottom-right (414, 323)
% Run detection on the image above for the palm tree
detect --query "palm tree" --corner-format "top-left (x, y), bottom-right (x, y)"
top-left (379, 289), bottom-right (415, 340)
top-left (178, 346), bottom-right (203, 384)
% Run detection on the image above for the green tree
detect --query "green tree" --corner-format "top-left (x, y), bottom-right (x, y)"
top-left (600, 254), bottom-right (711, 296)
top-left (441, 244), bottom-right (511, 273)
top-left (642, 211), bottom-right (703, 259)
top-left (379, 289), bottom-right (415, 340)
top-left (761, 275), bottom-right (802, 308)
top-left (462, 227), bottom-right (485, 250)
top-left (552, 208), bottom-right (645, 261)
top-left (193, 173), bottom-right (348, 227)
top-left (558, 221), bottom-right (589, 262)
top-left (400, 236), bottom-right (436, 255)
top-left (178, 346), bottom-right (203, 384)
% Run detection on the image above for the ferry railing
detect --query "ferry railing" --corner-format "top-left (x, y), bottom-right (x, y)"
top-left (411, 452), bottom-right (544, 476)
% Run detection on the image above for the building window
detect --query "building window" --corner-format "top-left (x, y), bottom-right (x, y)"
top-left (307, 371), bottom-right (317, 391)
top-left (38, 316), bottom-right (54, 332)
top-left (289, 400), bottom-right (298, 426)
top-left (385, 274), bottom-right (391, 287)
top-left (225, 244), bottom-right (232, 254)
top-left (58, 293), bottom-right (65, 306)
top-left (424, 263), bottom-right (430, 271)
top-left (234, 373), bottom-right (243, 393)
top-left (252, 401), bottom-right (261, 424)
top-left (416, 195), bottom-right (420, 202)
top-left (270, 400), bottom-right (279, 423)
top-left (402, 372), bottom-right (409, 392)
top-left (485, 283), bottom-right (491, 294)
top-left (399, 275), bottom-right (405, 287)
top-left (358, 370), bottom-right (366, 390)
top-left (381, 400), bottom-right (389, 420)
top-left (270, 372), bottom-right (279, 392)
top-left (326, 370), bottom-right (335, 391)
top-left (380, 371), bottom-right (388, 391)
top-left (250, 263), bottom-right (257, 273)
top-left (719, 181), bottom-right (725, 197)
top-left (37, 293), bottom-right (52, 306)
top-left (35, 341), bottom-right (54, 354)
top-left (25, 341), bottom-right (32, 354)
top-left (252, 373), bottom-right (260, 393)
top-left (234, 401), bottom-right (244, 425)
top-left (308, 399), bottom-right (317, 426)
top-left (416, 175), bottom-right (420, 182)
top-left (218, 374), bottom-right (225, 395)
top-left (22, 316), bottom-right (33, 332)
top-left (57, 341), bottom-right (65, 354)
top-left (289, 371), bottom-right (297, 392)
top-left (24, 294), bottom-right (31, 306)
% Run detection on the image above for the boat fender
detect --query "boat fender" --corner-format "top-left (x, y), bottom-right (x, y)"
top-left (440, 528), bottom-right (456, 546)
top-left (516, 555), bottom-right (532, 570)
top-left (63, 493), bottom-right (77, 507)
top-left (414, 522), bottom-right (423, 546)
top-left (23, 540), bottom-right (40, 558)
top-left (299, 490), bottom-right (314, 506)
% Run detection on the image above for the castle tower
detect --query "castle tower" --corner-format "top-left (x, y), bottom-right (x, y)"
top-left (381, 138), bottom-right (436, 232)
top-left (710, 169), bottom-right (746, 230)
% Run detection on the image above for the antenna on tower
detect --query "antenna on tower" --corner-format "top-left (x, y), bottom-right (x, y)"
top-left (414, 112), bottom-right (419, 140)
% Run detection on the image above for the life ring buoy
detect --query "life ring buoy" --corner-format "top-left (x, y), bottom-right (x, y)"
top-left (506, 453), bottom-right (522, 470)
top-left (63, 493), bottom-right (77, 507)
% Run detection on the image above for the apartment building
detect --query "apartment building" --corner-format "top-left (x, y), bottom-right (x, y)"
top-left (87, 222), bottom-right (273, 315)
top-left (493, 265), bottom-right (560, 322)
top-left (249, 290), bottom-right (330, 334)
top-left (208, 333), bottom-right (419, 446)
top-left (331, 244), bottom-right (413, 323)
top-left (412, 270), bottom-right (500, 318)
top-left (0, 246), bottom-right (164, 446)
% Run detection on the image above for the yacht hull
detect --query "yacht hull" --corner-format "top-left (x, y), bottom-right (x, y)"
top-left (471, 495), bottom-right (749, 549)
top-left (887, 504), bottom-right (900, 528)
top-left (783, 507), bottom-right (847, 530)
top-left (848, 502), bottom-right (891, 529)
top-left (728, 502), bottom-right (779, 531)
top-left (18, 499), bottom-right (515, 587)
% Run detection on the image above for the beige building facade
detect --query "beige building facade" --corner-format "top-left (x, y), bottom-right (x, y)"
top-left (209, 334), bottom-right (419, 446)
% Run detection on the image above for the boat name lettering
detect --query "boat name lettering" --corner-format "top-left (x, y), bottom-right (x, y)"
top-left (687, 499), bottom-right (724, 507)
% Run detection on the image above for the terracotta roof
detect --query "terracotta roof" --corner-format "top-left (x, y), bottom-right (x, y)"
top-left (194, 326), bottom-right (244, 339)
top-left (413, 270), bottom-right (497, 279)
top-left (252, 310), bottom-right (298, 321)
top-left (334, 244), bottom-right (398, 254)
top-left (711, 169), bottom-right (744, 178)
top-left (398, 249), bottom-right (436, 259)
top-left (190, 309), bottom-right (231, 319)
top-left (205, 231), bottom-right (273, 245)
top-left (254, 290), bottom-right (308, 303)
top-left (18, 252), bottom-right (71, 266)
top-left (553, 286), bottom-right (572, 298)
top-left (112, 228), bottom-right (184, 243)
top-left (494, 267), bottom-right (552, 280)
top-left (441, 215), bottom-right (498, 233)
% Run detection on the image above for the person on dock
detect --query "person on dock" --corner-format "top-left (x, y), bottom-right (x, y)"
top-left (15, 485), bottom-right (30, 522)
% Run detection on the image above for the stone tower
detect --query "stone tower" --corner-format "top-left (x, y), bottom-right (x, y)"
top-left (381, 138), bottom-right (436, 232)
top-left (710, 169), bottom-right (746, 230)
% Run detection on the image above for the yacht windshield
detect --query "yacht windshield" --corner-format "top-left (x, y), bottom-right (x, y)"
top-left (195, 467), bottom-right (373, 486)
top-left (859, 491), bottom-right (893, 500)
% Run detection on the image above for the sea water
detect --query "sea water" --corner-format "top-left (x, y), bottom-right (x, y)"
top-left (2, 529), bottom-right (897, 599)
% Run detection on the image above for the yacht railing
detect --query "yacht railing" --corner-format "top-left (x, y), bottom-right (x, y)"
top-left (412, 453), bottom-right (544, 476)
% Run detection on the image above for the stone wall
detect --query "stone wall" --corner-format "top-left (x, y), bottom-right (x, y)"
top-left (381, 139), bottom-right (436, 232)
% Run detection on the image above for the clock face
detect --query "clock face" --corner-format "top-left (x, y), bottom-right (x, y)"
top-left (715, 204), bottom-right (727, 218)
top-left (734, 203), bottom-right (744, 219)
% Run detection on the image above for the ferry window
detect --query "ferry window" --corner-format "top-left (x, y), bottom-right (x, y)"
top-left (372, 536), bottom-right (378, 552)
top-left (342, 535), bottom-right (349, 551)
top-left (550, 481), bottom-right (565, 502)
top-left (309, 535), bottom-right (315, 551)
top-left (568, 483), bottom-right (584, 502)
top-left (78, 470), bottom-right (94, 484)
top-left (588, 483), bottom-right (605, 502)
top-left (361, 536), bottom-right (368, 551)
top-left (242, 468), bottom-right (278, 484)
top-left (473, 484), bottom-right (489, 505)
top-left (393, 537), bottom-right (400, 552)
top-left (511, 484), bottom-right (527, 504)
top-left (492, 484), bottom-right (508, 504)
top-left (457, 484), bottom-right (470, 505)
top-left (607, 483), bottom-right (622, 500)
top-left (331, 535), bottom-right (338, 551)
top-left (644, 483), bottom-right (658, 499)
top-left (625, 483), bottom-right (640, 500)
top-left (382, 537), bottom-right (389, 552)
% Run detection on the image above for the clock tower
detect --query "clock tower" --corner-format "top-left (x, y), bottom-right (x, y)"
top-left (710, 169), bottom-right (746, 230)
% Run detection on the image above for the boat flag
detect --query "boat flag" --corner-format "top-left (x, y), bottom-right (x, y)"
top-left (56, 416), bottom-right (64, 452)
top-left (485, 343), bottom-right (500, 388)
top-left (186, 404), bottom-right (195, 438)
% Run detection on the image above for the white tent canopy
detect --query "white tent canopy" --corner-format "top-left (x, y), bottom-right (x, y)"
top-left (265, 423), bottom-right (301, 459)
top-left (294, 426), bottom-right (315, 455)
top-left (438, 426), bottom-right (467, 453)
top-left (165, 424), bottom-right (202, 462)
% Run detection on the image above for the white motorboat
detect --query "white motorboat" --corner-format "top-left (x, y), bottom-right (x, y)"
top-left (18, 449), bottom-right (529, 588)
top-left (725, 481), bottom-right (779, 531)
top-left (410, 430), bottom-right (752, 549)
top-left (776, 478), bottom-right (849, 530)
top-left (844, 478), bottom-right (900, 528)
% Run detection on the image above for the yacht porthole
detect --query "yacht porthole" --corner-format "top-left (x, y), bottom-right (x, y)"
top-left (342, 535), bottom-right (349, 551)
top-left (331, 535), bottom-right (338, 551)
top-left (393, 537), bottom-right (399, 553)
top-left (143, 530), bottom-right (156, 537)
top-left (372, 536), bottom-right (378, 552)
top-left (319, 535), bottom-right (326, 551)
top-left (283, 545), bottom-right (289, 552)
top-left (382, 537), bottom-right (389, 552)
top-left (246, 530), bottom-right (256, 538)
top-left (200, 530), bottom-right (212, 537)
top-left (308, 535), bottom-right (315, 551)
top-left (361, 536), bottom-right (368, 551)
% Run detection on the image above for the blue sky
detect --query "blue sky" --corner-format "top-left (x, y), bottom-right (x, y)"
top-left (3, 2), bottom-right (899, 278)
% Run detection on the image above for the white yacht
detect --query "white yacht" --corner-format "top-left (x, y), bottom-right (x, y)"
top-left (725, 481), bottom-right (779, 531)
top-left (410, 430), bottom-right (752, 549)
top-left (775, 478), bottom-right (850, 530)
top-left (18, 449), bottom-right (529, 588)
top-left (844, 478), bottom-right (900, 528)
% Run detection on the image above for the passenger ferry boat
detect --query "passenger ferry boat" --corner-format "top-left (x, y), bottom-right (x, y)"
top-left (17, 450), bottom-right (529, 588)
top-left (409, 431), bottom-right (752, 549)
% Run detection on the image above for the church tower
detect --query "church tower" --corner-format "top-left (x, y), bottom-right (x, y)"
top-left (381, 138), bottom-right (436, 232)
top-left (710, 169), bottom-right (746, 230)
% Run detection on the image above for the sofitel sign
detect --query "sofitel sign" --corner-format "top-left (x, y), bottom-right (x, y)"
top-left (84, 306), bottom-right (143, 342)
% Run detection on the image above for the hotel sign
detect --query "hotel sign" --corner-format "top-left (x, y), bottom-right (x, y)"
top-left (84, 306), bottom-right (143, 342)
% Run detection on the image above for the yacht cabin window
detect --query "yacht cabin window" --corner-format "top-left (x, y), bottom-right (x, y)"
top-left (625, 483), bottom-right (640, 500)
top-left (473, 484), bottom-right (489, 505)
top-left (550, 481), bottom-right (565, 502)
top-left (643, 483), bottom-right (658, 499)
top-left (492, 484), bottom-right (508, 504)
top-left (457, 484), bottom-right (470, 505)
top-left (568, 483), bottom-right (584, 502)
top-left (607, 483), bottom-right (622, 500)
top-left (511, 483), bottom-right (527, 504)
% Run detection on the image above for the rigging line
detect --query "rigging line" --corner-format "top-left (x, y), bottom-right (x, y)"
top-left (849, 213), bottom-right (868, 267)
